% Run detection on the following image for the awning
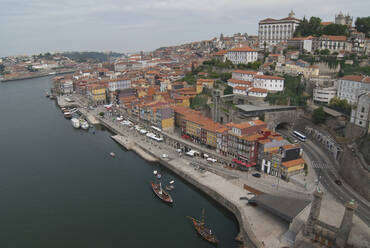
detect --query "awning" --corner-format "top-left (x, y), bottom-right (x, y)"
top-left (246, 162), bottom-right (256, 167)
top-left (232, 158), bottom-right (242, 164)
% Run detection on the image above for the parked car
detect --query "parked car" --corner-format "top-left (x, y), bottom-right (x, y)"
top-left (334, 179), bottom-right (342, 186)
top-left (252, 173), bottom-right (261, 178)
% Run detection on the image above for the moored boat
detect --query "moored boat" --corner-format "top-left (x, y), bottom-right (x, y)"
top-left (64, 112), bottom-right (72, 119)
top-left (46, 92), bottom-right (50, 97)
top-left (71, 117), bottom-right (80, 128)
top-left (80, 119), bottom-right (89, 130)
top-left (151, 182), bottom-right (173, 204)
top-left (188, 209), bottom-right (218, 244)
top-left (110, 152), bottom-right (115, 157)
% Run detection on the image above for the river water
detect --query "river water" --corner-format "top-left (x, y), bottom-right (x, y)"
top-left (0, 76), bottom-right (239, 248)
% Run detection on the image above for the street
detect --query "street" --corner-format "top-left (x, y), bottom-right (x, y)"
top-left (279, 129), bottom-right (370, 227)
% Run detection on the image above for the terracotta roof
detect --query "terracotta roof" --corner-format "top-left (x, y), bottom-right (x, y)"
top-left (321, 35), bottom-right (347, 41)
top-left (234, 86), bottom-right (247, 91)
top-left (321, 21), bottom-right (333, 26)
top-left (254, 75), bottom-right (284, 80)
top-left (228, 46), bottom-right (256, 52)
top-left (232, 70), bottom-right (258, 75)
top-left (341, 75), bottom-right (370, 83)
top-left (249, 87), bottom-right (268, 93)
top-left (228, 78), bottom-right (253, 85)
top-left (288, 36), bottom-right (313, 41)
top-left (228, 120), bottom-right (266, 129)
top-left (214, 50), bottom-right (228, 56)
top-left (282, 158), bottom-right (305, 168)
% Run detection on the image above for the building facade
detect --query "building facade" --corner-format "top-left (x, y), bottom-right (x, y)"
top-left (350, 92), bottom-right (370, 132)
top-left (225, 46), bottom-right (258, 64)
top-left (337, 75), bottom-right (370, 105)
top-left (313, 87), bottom-right (337, 104)
top-left (258, 11), bottom-right (301, 48)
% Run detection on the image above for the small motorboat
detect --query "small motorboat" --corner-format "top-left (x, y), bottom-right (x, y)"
top-left (169, 180), bottom-right (175, 184)
top-left (110, 152), bottom-right (115, 157)
top-left (80, 119), bottom-right (89, 130)
top-left (71, 117), bottom-right (80, 128)
top-left (64, 112), bottom-right (72, 119)
top-left (165, 185), bottom-right (175, 191)
top-left (46, 92), bottom-right (50, 97)
top-left (156, 173), bottom-right (162, 179)
top-left (153, 170), bottom-right (158, 175)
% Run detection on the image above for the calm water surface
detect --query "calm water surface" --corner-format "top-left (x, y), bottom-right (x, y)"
top-left (0, 77), bottom-right (239, 248)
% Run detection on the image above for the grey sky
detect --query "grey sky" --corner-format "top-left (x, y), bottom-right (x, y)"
top-left (0, 0), bottom-right (369, 57)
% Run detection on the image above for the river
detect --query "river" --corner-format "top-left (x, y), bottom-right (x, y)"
top-left (0, 76), bottom-right (239, 248)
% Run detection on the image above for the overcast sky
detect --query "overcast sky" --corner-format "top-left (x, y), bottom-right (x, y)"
top-left (1, 0), bottom-right (369, 57)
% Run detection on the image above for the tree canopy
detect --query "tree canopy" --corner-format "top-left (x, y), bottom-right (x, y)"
top-left (294, 16), bottom-right (349, 37)
top-left (312, 107), bottom-right (326, 124)
top-left (355, 17), bottom-right (370, 37)
top-left (223, 85), bottom-right (233, 95)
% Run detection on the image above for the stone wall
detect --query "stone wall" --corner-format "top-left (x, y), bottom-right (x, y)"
top-left (337, 147), bottom-right (370, 201)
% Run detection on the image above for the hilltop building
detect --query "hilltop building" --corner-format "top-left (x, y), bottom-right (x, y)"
top-left (258, 11), bottom-right (301, 48)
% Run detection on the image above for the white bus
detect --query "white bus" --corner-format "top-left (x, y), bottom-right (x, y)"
top-left (292, 131), bottom-right (306, 142)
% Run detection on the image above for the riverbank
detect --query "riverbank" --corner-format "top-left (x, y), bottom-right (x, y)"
top-left (95, 114), bottom-right (289, 248)
top-left (0, 70), bottom-right (75, 83)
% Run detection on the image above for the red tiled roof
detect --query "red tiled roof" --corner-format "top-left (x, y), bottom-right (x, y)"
top-left (282, 158), bottom-right (305, 168)
top-left (254, 75), bottom-right (284, 80)
top-left (321, 35), bottom-right (347, 41)
top-left (249, 87), bottom-right (268, 93)
top-left (228, 46), bottom-right (256, 52)
top-left (232, 70), bottom-right (258, 75)
top-left (341, 75), bottom-right (370, 83)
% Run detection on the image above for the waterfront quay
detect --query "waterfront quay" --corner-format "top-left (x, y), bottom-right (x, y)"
top-left (56, 93), bottom-right (370, 248)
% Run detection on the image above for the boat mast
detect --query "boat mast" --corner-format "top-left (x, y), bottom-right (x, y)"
top-left (201, 208), bottom-right (205, 225)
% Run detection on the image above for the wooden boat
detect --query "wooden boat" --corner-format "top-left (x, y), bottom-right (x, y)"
top-left (151, 182), bottom-right (173, 204)
top-left (188, 209), bottom-right (218, 244)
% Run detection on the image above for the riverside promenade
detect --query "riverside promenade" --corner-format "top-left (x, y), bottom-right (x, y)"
top-left (95, 114), bottom-right (289, 248)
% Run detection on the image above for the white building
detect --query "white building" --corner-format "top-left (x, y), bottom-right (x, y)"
top-left (108, 78), bottom-right (131, 92)
top-left (313, 87), bottom-right (337, 104)
top-left (258, 11), bottom-right (301, 48)
top-left (233, 86), bottom-right (248, 96)
top-left (313, 35), bottom-right (350, 53)
top-left (61, 79), bottom-right (73, 94)
top-left (253, 75), bottom-right (284, 92)
top-left (248, 88), bottom-right (268, 98)
top-left (350, 92), bottom-right (370, 132)
top-left (227, 79), bottom-right (252, 88)
top-left (225, 46), bottom-right (258, 64)
top-left (337, 75), bottom-right (370, 105)
top-left (287, 36), bottom-right (313, 53)
top-left (231, 70), bottom-right (258, 81)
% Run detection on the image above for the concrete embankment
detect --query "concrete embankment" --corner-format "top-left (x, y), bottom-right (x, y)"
top-left (111, 135), bottom-right (157, 162)
top-left (97, 117), bottom-right (264, 248)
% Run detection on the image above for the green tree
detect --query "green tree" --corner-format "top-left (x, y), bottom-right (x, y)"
top-left (223, 85), bottom-right (233, 95)
top-left (329, 97), bottom-right (351, 115)
top-left (0, 64), bottom-right (4, 74)
top-left (190, 95), bottom-right (208, 110)
top-left (312, 107), bottom-right (326, 124)
top-left (355, 17), bottom-right (370, 38)
top-left (322, 24), bottom-right (348, 36)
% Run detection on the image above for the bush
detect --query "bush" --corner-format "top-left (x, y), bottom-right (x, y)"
top-left (223, 85), bottom-right (233, 95)
top-left (312, 107), bottom-right (326, 124)
top-left (99, 112), bottom-right (105, 117)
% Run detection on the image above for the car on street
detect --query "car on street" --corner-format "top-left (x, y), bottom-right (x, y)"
top-left (252, 173), bottom-right (261, 178)
top-left (334, 179), bottom-right (342, 186)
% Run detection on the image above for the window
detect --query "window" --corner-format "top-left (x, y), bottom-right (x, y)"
top-left (361, 107), bottom-right (365, 113)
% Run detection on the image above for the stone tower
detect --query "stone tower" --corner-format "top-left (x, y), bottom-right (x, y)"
top-left (304, 188), bottom-right (323, 237)
top-left (288, 10), bottom-right (295, 18)
top-left (212, 90), bottom-right (221, 123)
top-left (335, 200), bottom-right (358, 248)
